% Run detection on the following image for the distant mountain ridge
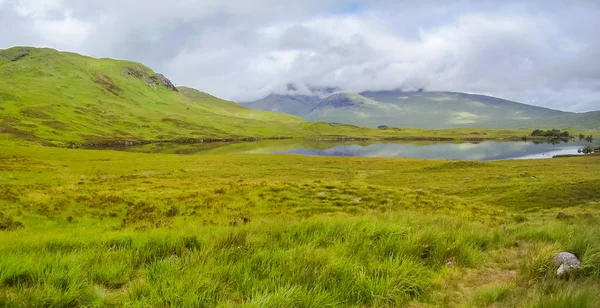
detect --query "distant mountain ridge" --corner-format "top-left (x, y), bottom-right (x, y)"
top-left (241, 90), bottom-right (599, 129)
top-left (244, 94), bottom-right (321, 116)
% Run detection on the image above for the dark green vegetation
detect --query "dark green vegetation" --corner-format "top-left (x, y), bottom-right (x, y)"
top-left (581, 145), bottom-right (600, 154)
top-left (1, 142), bottom-right (599, 307)
top-left (243, 90), bottom-right (600, 130)
top-left (530, 129), bottom-right (570, 138)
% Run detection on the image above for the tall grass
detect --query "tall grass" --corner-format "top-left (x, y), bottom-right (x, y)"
top-left (0, 144), bottom-right (599, 306)
top-left (1, 213), bottom-right (599, 307)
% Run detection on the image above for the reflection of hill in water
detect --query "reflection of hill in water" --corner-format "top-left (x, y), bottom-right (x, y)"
top-left (98, 140), bottom-right (593, 161)
top-left (277, 141), bottom-right (589, 161)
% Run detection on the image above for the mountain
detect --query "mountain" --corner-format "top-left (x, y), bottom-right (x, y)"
top-left (2, 46), bottom-right (592, 146)
top-left (240, 85), bottom-right (339, 116)
top-left (243, 90), bottom-right (597, 129)
top-left (241, 94), bottom-right (321, 116)
top-left (0, 47), bottom-right (331, 145)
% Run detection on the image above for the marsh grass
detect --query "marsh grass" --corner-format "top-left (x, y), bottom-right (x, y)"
top-left (0, 143), bottom-right (599, 306)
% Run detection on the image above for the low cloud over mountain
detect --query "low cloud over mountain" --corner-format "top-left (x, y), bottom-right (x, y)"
top-left (1, 0), bottom-right (599, 111)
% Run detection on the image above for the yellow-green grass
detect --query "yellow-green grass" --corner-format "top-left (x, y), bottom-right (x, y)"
top-left (0, 47), bottom-right (306, 144)
top-left (0, 141), bottom-right (599, 307)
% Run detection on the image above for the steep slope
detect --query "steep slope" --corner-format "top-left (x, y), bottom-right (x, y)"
top-left (241, 94), bottom-right (321, 116)
top-left (0, 47), bottom-right (306, 144)
top-left (244, 90), bottom-right (593, 129)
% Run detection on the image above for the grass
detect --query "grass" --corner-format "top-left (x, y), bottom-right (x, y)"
top-left (1, 45), bottom-right (599, 307)
top-left (473, 284), bottom-right (510, 306)
top-left (0, 141), bottom-right (599, 307)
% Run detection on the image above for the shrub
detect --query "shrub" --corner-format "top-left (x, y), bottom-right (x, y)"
top-left (581, 145), bottom-right (594, 155)
top-left (530, 129), bottom-right (570, 138)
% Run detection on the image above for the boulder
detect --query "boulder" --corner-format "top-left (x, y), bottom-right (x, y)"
top-left (553, 252), bottom-right (581, 277)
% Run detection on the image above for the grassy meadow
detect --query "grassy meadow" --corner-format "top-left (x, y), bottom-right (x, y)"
top-left (1, 140), bottom-right (599, 307)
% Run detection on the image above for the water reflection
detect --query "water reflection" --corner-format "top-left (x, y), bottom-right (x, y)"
top-left (275, 141), bottom-right (585, 161)
top-left (101, 139), bottom-right (597, 161)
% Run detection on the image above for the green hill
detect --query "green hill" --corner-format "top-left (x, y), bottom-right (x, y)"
top-left (530, 111), bottom-right (600, 131)
top-left (243, 90), bottom-right (598, 130)
top-left (0, 47), bottom-right (320, 145)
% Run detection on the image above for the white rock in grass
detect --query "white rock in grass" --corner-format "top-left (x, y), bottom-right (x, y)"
top-left (553, 252), bottom-right (581, 276)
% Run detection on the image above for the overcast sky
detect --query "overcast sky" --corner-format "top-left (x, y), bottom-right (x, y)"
top-left (1, 0), bottom-right (599, 112)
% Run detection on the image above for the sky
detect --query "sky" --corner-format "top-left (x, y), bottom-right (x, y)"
top-left (0, 0), bottom-right (599, 112)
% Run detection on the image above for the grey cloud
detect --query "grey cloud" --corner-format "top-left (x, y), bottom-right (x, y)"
top-left (0, 0), bottom-right (599, 111)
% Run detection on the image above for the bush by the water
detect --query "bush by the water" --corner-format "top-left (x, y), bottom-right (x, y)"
top-left (531, 129), bottom-right (570, 138)
top-left (580, 145), bottom-right (600, 154)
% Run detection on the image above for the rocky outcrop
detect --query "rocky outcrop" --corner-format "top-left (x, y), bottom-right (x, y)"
top-left (318, 94), bottom-right (362, 108)
top-left (124, 67), bottom-right (145, 78)
top-left (153, 74), bottom-right (178, 92)
top-left (553, 252), bottom-right (581, 277)
top-left (0, 48), bottom-right (30, 62)
top-left (124, 67), bottom-right (178, 92)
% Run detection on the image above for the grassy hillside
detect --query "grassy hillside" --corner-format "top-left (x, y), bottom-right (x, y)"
top-left (1, 142), bottom-right (599, 306)
top-left (532, 111), bottom-right (600, 131)
top-left (357, 90), bottom-right (569, 128)
top-left (243, 90), bottom-right (599, 130)
top-left (0, 47), bottom-right (318, 145)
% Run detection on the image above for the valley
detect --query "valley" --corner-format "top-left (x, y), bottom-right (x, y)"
top-left (0, 46), bottom-right (599, 307)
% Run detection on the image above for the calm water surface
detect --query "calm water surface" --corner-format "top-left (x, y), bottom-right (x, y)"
top-left (274, 141), bottom-right (586, 161)
top-left (105, 140), bottom-right (597, 161)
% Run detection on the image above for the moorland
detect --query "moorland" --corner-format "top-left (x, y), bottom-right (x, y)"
top-left (0, 46), bottom-right (599, 307)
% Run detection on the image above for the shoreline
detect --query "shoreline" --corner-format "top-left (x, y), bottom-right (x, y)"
top-left (67, 135), bottom-right (574, 149)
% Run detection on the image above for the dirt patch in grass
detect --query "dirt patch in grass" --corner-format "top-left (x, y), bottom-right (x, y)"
top-left (93, 73), bottom-right (122, 96)
top-left (43, 120), bottom-right (67, 130)
top-left (0, 124), bottom-right (50, 145)
top-left (20, 107), bottom-right (53, 120)
top-left (0, 92), bottom-right (20, 103)
top-left (0, 212), bottom-right (24, 230)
